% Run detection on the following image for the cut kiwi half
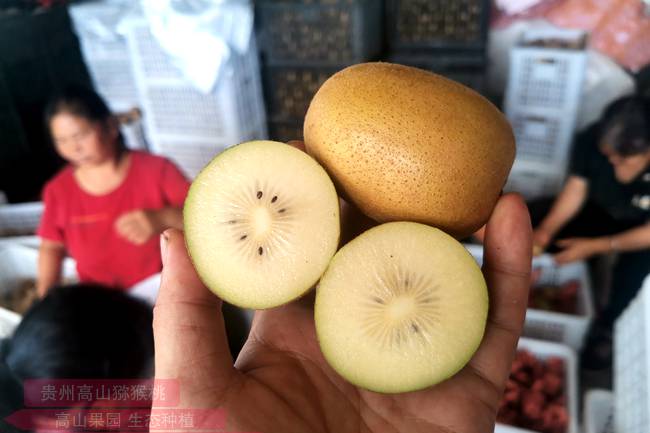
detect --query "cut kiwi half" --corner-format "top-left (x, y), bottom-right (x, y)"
top-left (315, 222), bottom-right (488, 393)
top-left (184, 140), bottom-right (340, 309)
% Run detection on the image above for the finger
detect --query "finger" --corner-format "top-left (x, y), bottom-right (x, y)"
top-left (554, 238), bottom-right (574, 247)
top-left (467, 193), bottom-right (532, 390)
top-left (553, 251), bottom-right (572, 265)
top-left (153, 229), bottom-right (239, 407)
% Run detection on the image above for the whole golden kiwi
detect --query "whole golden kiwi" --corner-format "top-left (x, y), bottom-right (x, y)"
top-left (304, 62), bottom-right (515, 239)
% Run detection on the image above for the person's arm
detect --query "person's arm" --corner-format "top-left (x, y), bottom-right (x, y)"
top-left (37, 240), bottom-right (66, 297)
top-left (554, 222), bottom-right (650, 264)
top-left (533, 176), bottom-right (588, 250)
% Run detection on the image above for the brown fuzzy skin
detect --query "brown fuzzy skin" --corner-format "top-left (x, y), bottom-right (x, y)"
top-left (304, 62), bottom-right (516, 239)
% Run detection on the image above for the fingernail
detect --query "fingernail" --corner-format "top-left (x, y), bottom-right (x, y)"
top-left (160, 232), bottom-right (169, 266)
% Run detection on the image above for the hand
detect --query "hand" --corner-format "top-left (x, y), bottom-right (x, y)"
top-left (532, 227), bottom-right (553, 256)
top-left (153, 193), bottom-right (532, 433)
top-left (115, 209), bottom-right (160, 245)
top-left (553, 237), bottom-right (608, 264)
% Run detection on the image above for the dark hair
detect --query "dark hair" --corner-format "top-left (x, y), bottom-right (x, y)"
top-left (599, 96), bottom-right (650, 157)
top-left (44, 86), bottom-right (127, 160)
top-left (0, 284), bottom-right (153, 432)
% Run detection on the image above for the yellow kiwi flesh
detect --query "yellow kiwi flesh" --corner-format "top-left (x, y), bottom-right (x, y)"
top-left (304, 62), bottom-right (515, 239)
top-left (315, 222), bottom-right (488, 393)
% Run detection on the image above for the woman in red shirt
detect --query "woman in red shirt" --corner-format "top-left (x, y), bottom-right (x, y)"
top-left (37, 86), bottom-right (190, 295)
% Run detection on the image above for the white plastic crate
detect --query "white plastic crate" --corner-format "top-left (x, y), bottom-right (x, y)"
top-left (505, 164), bottom-right (565, 201)
top-left (505, 28), bottom-right (587, 112)
top-left (466, 245), bottom-right (594, 351)
top-left (0, 202), bottom-right (44, 237)
top-left (505, 28), bottom-right (587, 173)
top-left (69, 0), bottom-right (141, 112)
top-left (0, 307), bottom-right (20, 339)
top-left (613, 275), bottom-right (650, 433)
top-left (583, 389), bottom-right (614, 433)
top-left (509, 111), bottom-right (578, 168)
top-left (125, 21), bottom-right (267, 177)
top-left (0, 244), bottom-right (78, 294)
top-left (495, 337), bottom-right (579, 433)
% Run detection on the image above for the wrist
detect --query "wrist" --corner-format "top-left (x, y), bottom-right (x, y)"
top-left (596, 236), bottom-right (615, 253)
top-left (146, 209), bottom-right (165, 233)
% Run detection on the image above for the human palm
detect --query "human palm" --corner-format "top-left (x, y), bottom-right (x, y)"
top-left (153, 194), bottom-right (532, 433)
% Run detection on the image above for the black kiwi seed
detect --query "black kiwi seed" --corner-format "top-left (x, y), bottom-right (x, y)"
top-left (372, 296), bottom-right (385, 304)
top-left (258, 246), bottom-right (263, 255)
top-left (228, 220), bottom-right (237, 224)
top-left (271, 195), bottom-right (278, 203)
top-left (411, 324), bottom-right (420, 333)
top-left (240, 234), bottom-right (247, 241)
top-left (257, 191), bottom-right (263, 199)
top-left (278, 208), bottom-right (286, 213)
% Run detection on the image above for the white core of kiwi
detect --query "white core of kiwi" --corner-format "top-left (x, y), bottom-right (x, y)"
top-left (315, 222), bottom-right (488, 393)
top-left (184, 140), bottom-right (340, 309)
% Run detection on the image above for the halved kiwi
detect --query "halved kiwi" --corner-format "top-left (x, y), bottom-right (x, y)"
top-left (184, 140), bottom-right (340, 309)
top-left (315, 222), bottom-right (488, 393)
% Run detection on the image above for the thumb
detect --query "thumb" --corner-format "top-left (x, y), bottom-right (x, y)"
top-left (153, 229), bottom-right (237, 408)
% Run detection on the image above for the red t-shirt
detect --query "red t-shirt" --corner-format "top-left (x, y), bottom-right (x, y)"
top-left (38, 151), bottom-right (190, 289)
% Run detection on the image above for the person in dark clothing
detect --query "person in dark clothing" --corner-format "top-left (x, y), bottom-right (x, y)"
top-left (531, 96), bottom-right (650, 368)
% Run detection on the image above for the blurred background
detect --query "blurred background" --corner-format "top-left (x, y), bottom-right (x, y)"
top-left (0, 1), bottom-right (649, 433)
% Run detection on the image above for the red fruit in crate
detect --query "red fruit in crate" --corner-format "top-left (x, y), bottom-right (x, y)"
top-left (543, 373), bottom-right (563, 396)
top-left (522, 391), bottom-right (545, 420)
top-left (519, 350), bottom-right (537, 368)
top-left (543, 404), bottom-right (568, 433)
top-left (546, 357), bottom-right (565, 375)
top-left (503, 386), bottom-right (521, 404)
top-left (505, 378), bottom-right (518, 391)
top-left (497, 407), bottom-right (518, 425)
top-left (532, 378), bottom-right (545, 392)
top-left (532, 360), bottom-right (545, 379)
top-left (513, 370), bottom-right (532, 386)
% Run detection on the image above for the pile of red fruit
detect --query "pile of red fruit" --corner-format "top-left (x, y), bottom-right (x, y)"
top-left (528, 280), bottom-right (580, 314)
top-left (497, 350), bottom-right (569, 433)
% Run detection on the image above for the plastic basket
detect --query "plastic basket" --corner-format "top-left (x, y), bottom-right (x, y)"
top-left (125, 22), bottom-right (267, 177)
top-left (386, 53), bottom-right (486, 93)
top-left (613, 275), bottom-right (650, 433)
top-left (465, 245), bottom-right (594, 351)
top-left (504, 165), bottom-right (565, 201)
top-left (255, 0), bottom-right (382, 65)
top-left (0, 306), bottom-right (20, 339)
top-left (0, 202), bottom-right (44, 237)
top-left (263, 65), bottom-right (341, 121)
top-left (0, 243), bottom-right (77, 318)
top-left (510, 111), bottom-right (577, 167)
top-left (495, 338), bottom-right (578, 433)
top-left (505, 28), bottom-right (587, 113)
top-left (583, 389), bottom-right (614, 433)
top-left (386, 0), bottom-right (490, 53)
top-left (69, 1), bottom-right (140, 112)
top-left (268, 120), bottom-right (304, 143)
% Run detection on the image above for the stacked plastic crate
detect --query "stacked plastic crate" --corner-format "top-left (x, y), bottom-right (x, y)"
top-left (255, 0), bottom-right (382, 143)
top-left (383, 0), bottom-right (490, 94)
top-left (69, 1), bottom-right (147, 151)
top-left (503, 28), bottom-right (588, 200)
top-left (124, 20), bottom-right (267, 178)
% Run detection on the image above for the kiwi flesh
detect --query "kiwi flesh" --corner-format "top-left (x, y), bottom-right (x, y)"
top-left (315, 222), bottom-right (488, 393)
top-left (184, 140), bottom-right (340, 309)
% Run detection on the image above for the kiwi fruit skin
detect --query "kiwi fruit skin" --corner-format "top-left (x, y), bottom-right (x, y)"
top-left (315, 221), bottom-right (488, 394)
top-left (304, 62), bottom-right (515, 239)
top-left (183, 140), bottom-right (341, 309)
